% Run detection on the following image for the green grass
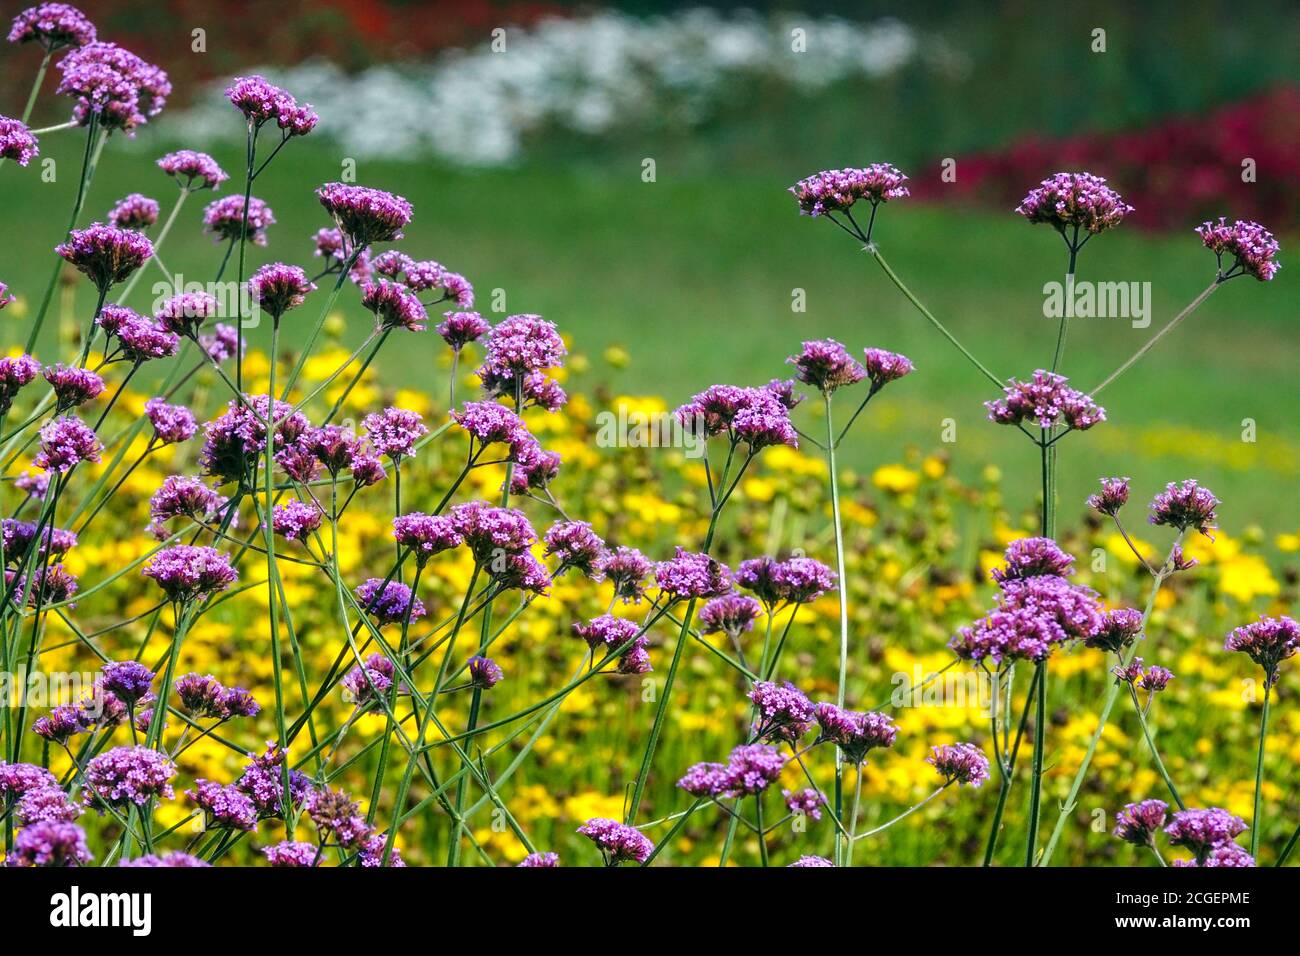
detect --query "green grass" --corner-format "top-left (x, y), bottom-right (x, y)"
top-left (4, 129), bottom-right (1297, 535)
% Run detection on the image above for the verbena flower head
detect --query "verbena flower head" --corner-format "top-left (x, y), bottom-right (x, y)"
top-left (576, 817), bottom-right (653, 866)
top-left (341, 653), bottom-right (396, 708)
top-left (1174, 845), bottom-right (1256, 868)
top-left (449, 500), bottom-right (537, 559)
top-left (788, 339), bottom-right (865, 393)
top-left (225, 75), bottom-right (316, 135)
top-left (953, 575), bottom-right (1102, 664)
top-left (83, 746), bottom-right (174, 808)
top-left (155, 290), bottom-right (218, 338)
top-left (862, 348), bottom-right (914, 390)
top-left (267, 499), bottom-right (322, 542)
top-left (991, 537), bottom-right (1075, 583)
top-left (1087, 476), bottom-right (1130, 516)
top-left (107, 193), bottom-right (158, 231)
top-left (199, 323), bottom-right (241, 363)
top-left (8, 4), bottom-right (96, 51)
top-left (43, 364), bottom-right (103, 410)
top-left (392, 513), bottom-right (462, 565)
top-left (32, 705), bottom-right (89, 744)
top-left (1113, 799), bottom-right (1168, 846)
top-left (1195, 218), bottom-right (1280, 281)
top-left (698, 593), bottom-right (762, 638)
top-left (362, 406), bottom-right (427, 460)
top-left (927, 742), bottom-right (990, 787)
top-left (55, 41), bottom-right (170, 132)
top-left (655, 547), bottom-right (732, 599)
top-left (0, 115), bottom-right (39, 166)
top-left (789, 855), bottom-right (835, 867)
top-left (543, 520), bottom-right (605, 576)
top-left (144, 397), bottom-right (197, 445)
top-left (316, 182), bottom-right (412, 247)
top-left (790, 164), bottom-right (909, 217)
top-left (0, 761), bottom-right (57, 797)
top-left (361, 278), bottom-right (427, 332)
top-left (100, 660), bottom-right (153, 706)
top-left (1015, 172), bottom-right (1133, 236)
top-left (468, 655), bottom-right (503, 690)
top-left (593, 546), bottom-right (652, 603)
top-left (306, 788), bottom-right (373, 850)
top-left (814, 703), bottom-right (897, 764)
top-left (7, 821), bottom-right (91, 866)
top-left (119, 852), bottom-right (209, 868)
top-left (306, 425), bottom-right (359, 474)
top-left (481, 314), bottom-right (567, 379)
top-left (56, 223), bottom-right (152, 293)
top-left (248, 263), bottom-right (314, 321)
top-left (1164, 808), bottom-right (1247, 859)
top-left (355, 578), bottom-right (425, 626)
top-left (0, 354), bottom-right (41, 414)
top-left (517, 851), bottom-right (559, 867)
top-left (438, 271), bottom-right (474, 308)
top-left (674, 382), bottom-right (798, 449)
top-left (723, 743), bottom-right (786, 796)
top-left (1148, 479), bottom-right (1219, 539)
top-left (1086, 607), bottom-right (1144, 653)
top-left (141, 545), bottom-right (237, 603)
top-left (203, 194), bottom-right (274, 245)
top-left (148, 475), bottom-right (227, 539)
top-left (986, 370), bottom-right (1105, 431)
top-left (1138, 665), bottom-right (1173, 693)
top-left (677, 761), bottom-right (732, 798)
top-left (111, 311), bottom-right (180, 362)
top-left (237, 744), bottom-right (312, 818)
top-left (157, 149), bottom-right (228, 190)
top-left (452, 400), bottom-right (530, 448)
top-left (3, 517), bottom-right (77, 563)
top-left (262, 841), bottom-right (317, 867)
top-left (186, 779), bottom-right (257, 831)
top-left (438, 311), bottom-right (491, 350)
top-left (0, 282), bottom-right (13, 310)
top-left (1225, 616), bottom-right (1300, 685)
top-left (748, 680), bottom-right (814, 743)
top-left (16, 785), bottom-right (81, 825)
top-left (201, 394), bottom-right (311, 484)
top-left (174, 673), bottom-right (224, 717)
top-left (34, 414), bottom-right (100, 472)
top-left (11, 564), bottom-right (79, 608)
top-left (783, 788), bottom-right (825, 821)
top-left (489, 550), bottom-right (553, 595)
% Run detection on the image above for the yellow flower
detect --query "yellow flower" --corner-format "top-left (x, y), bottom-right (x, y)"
top-left (604, 345), bottom-right (631, 368)
top-left (872, 463), bottom-right (919, 494)
top-left (1216, 554), bottom-right (1279, 603)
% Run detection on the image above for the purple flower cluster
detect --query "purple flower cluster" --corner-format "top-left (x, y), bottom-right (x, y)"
top-left (119, 852), bottom-right (209, 868)
top-left (468, 655), bottom-right (503, 690)
top-left (362, 406), bottom-right (427, 461)
top-left (341, 653), bottom-right (397, 707)
top-left (155, 291), bottom-right (218, 337)
top-left (0, 761), bottom-right (57, 797)
top-left (15, 785), bottom-right (81, 825)
top-left (1224, 616), bottom-right (1300, 685)
top-left (542, 520), bottom-right (605, 576)
top-left (986, 369), bottom-right (1105, 431)
top-left (517, 851), bottom-right (559, 867)
top-left (1015, 172), bottom-right (1133, 235)
top-left (736, 555), bottom-right (836, 608)
top-left (107, 192), bottom-right (158, 231)
top-left (450, 500), bottom-right (537, 560)
top-left (148, 475), bottom-right (228, 538)
top-left (392, 512), bottom-right (462, 565)
top-left (34, 414), bottom-right (101, 472)
top-left (698, 593), bottom-right (762, 638)
top-left (104, 307), bottom-right (180, 362)
top-left (814, 703), bottom-right (897, 764)
top-left (0, 115), bottom-right (38, 166)
top-left (354, 579), bottom-right (425, 626)
top-left (83, 745), bottom-right (175, 808)
top-left (8, 4), bottom-right (96, 51)
top-left (263, 841), bottom-right (317, 867)
top-left (655, 547), bottom-right (732, 599)
top-left (862, 348), bottom-right (915, 390)
top-left (991, 537), bottom-right (1074, 583)
top-left (1113, 799), bottom-right (1168, 846)
top-left (952, 569), bottom-right (1102, 664)
top-left (55, 41), bottom-right (170, 132)
top-left (452, 400), bottom-right (532, 449)
top-left (56, 223), bottom-right (153, 292)
top-left (6, 821), bottom-right (91, 866)
top-left (1148, 479), bottom-right (1218, 539)
top-left (174, 672), bottom-right (260, 720)
top-left (926, 742), bottom-right (990, 787)
top-left (789, 854), bottom-right (835, 867)
top-left (783, 788), bottom-right (825, 820)
top-left (748, 680), bottom-right (815, 743)
top-left (306, 788), bottom-right (373, 850)
top-left (157, 149), bottom-right (228, 190)
top-left (438, 310), bottom-right (491, 350)
top-left (144, 397), bottom-right (197, 445)
top-left (1086, 607), bottom-right (1144, 653)
top-left (572, 615), bottom-right (648, 673)
top-left (675, 381), bottom-right (798, 449)
top-left (268, 499), bottom-right (323, 542)
top-left (225, 75), bottom-right (317, 135)
top-left (43, 364), bottom-right (103, 410)
top-left (201, 393), bottom-right (311, 484)
top-left (236, 745), bottom-right (311, 817)
top-left (1195, 218), bottom-right (1280, 281)
top-left (0, 354), bottom-right (41, 413)
top-left (186, 779), bottom-right (257, 830)
top-left (2, 517), bottom-right (77, 563)
top-left (249, 262), bottom-right (315, 321)
top-left (316, 182), bottom-right (412, 247)
top-left (1164, 808), bottom-right (1248, 861)
top-left (360, 278), bottom-right (427, 332)
top-left (141, 545), bottom-right (238, 603)
top-left (1087, 476), bottom-right (1130, 516)
top-left (576, 817), bottom-right (654, 865)
top-left (790, 164), bottom-right (910, 216)
top-left (100, 660), bottom-right (153, 705)
top-left (593, 546), bottom-right (653, 603)
top-left (203, 194), bottom-right (275, 245)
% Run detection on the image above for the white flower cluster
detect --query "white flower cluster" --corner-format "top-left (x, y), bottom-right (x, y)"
top-left (164, 10), bottom-right (936, 166)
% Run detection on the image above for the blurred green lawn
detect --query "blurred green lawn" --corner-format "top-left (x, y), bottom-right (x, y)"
top-left (3, 131), bottom-right (1297, 538)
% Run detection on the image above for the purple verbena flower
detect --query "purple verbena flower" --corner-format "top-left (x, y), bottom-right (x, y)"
top-left (392, 512), bottom-right (462, 565)
top-left (985, 369), bottom-right (1104, 431)
top-left (1087, 476), bottom-right (1130, 516)
top-left (991, 537), bottom-right (1075, 583)
top-left (1113, 799), bottom-right (1168, 847)
top-left (592, 546), bottom-right (652, 603)
top-left (34, 414), bottom-right (101, 472)
top-left (16, 785), bottom-right (81, 825)
top-left (362, 406), bottom-right (426, 461)
top-left (1148, 479), bottom-right (1219, 539)
top-left (55, 222), bottom-right (152, 292)
top-left (542, 520), bottom-right (605, 576)
top-left (316, 182), bottom-right (412, 247)
top-left (783, 788), bottom-right (825, 820)
top-left (927, 742), bottom-right (990, 787)
top-left (576, 817), bottom-right (654, 866)
top-left (141, 545), bottom-right (237, 603)
top-left (147, 475), bottom-right (228, 539)
top-left (107, 192), bottom-right (158, 230)
top-left (263, 841), bottom-right (317, 867)
top-left (186, 779), bottom-right (257, 830)
top-left (99, 660), bottom-right (154, 706)
top-left (0, 115), bottom-right (39, 166)
top-left (438, 310), bottom-right (491, 350)
top-left (1196, 218), bottom-right (1280, 281)
top-left (361, 278), bottom-right (427, 332)
top-left (790, 164), bottom-right (909, 216)
top-left (787, 339), bottom-right (865, 393)
top-left (145, 397), bottom-right (197, 445)
top-left (1015, 172), bottom-right (1133, 235)
top-left (1164, 808), bottom-right (1247, 860)
top-left (1086, 608), bottom-right (1144, 653)
top-left (698, 593), bottom-right (762, 638)
top-left (203, 194), bottom-right (274, 245)
top-left (862, 348), bottom-right (914, 390)
top-left (468, 655), bottom-right (503, 690)
top-left (1225, 616), bottom-right (1300, 685)
top-left (814, 703), bottom-right (897, 764)
top-left (248, 262), bottom-right (315, 321)
top-left (655, 547), bottom-right (731, 599)
top-left (8, 4), bottom-right (96, 51)
top-left (0, 354), bottom-right (41, 414)
top-left (517, 851), bottom-right (559, 867)
top-left (354, 578), bottom-right (424, 626)
top-left (55, 41), bottom-right (170, 132)
top-left (748, 680), bottom-right (815, 743)
top-left (157, 149), bottom-right (227, 190)
top-left (6, 821), bottom-right (91, 866)
top-left (43, 364), bottom-right (103, 410)
top-left (268, 499), bottom-right (323, 542)
top-left (83, 745), bottom-right (175, 808)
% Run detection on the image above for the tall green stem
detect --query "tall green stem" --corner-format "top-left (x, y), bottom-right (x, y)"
top-left (1252, 682), bottom-right (1271, 858)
